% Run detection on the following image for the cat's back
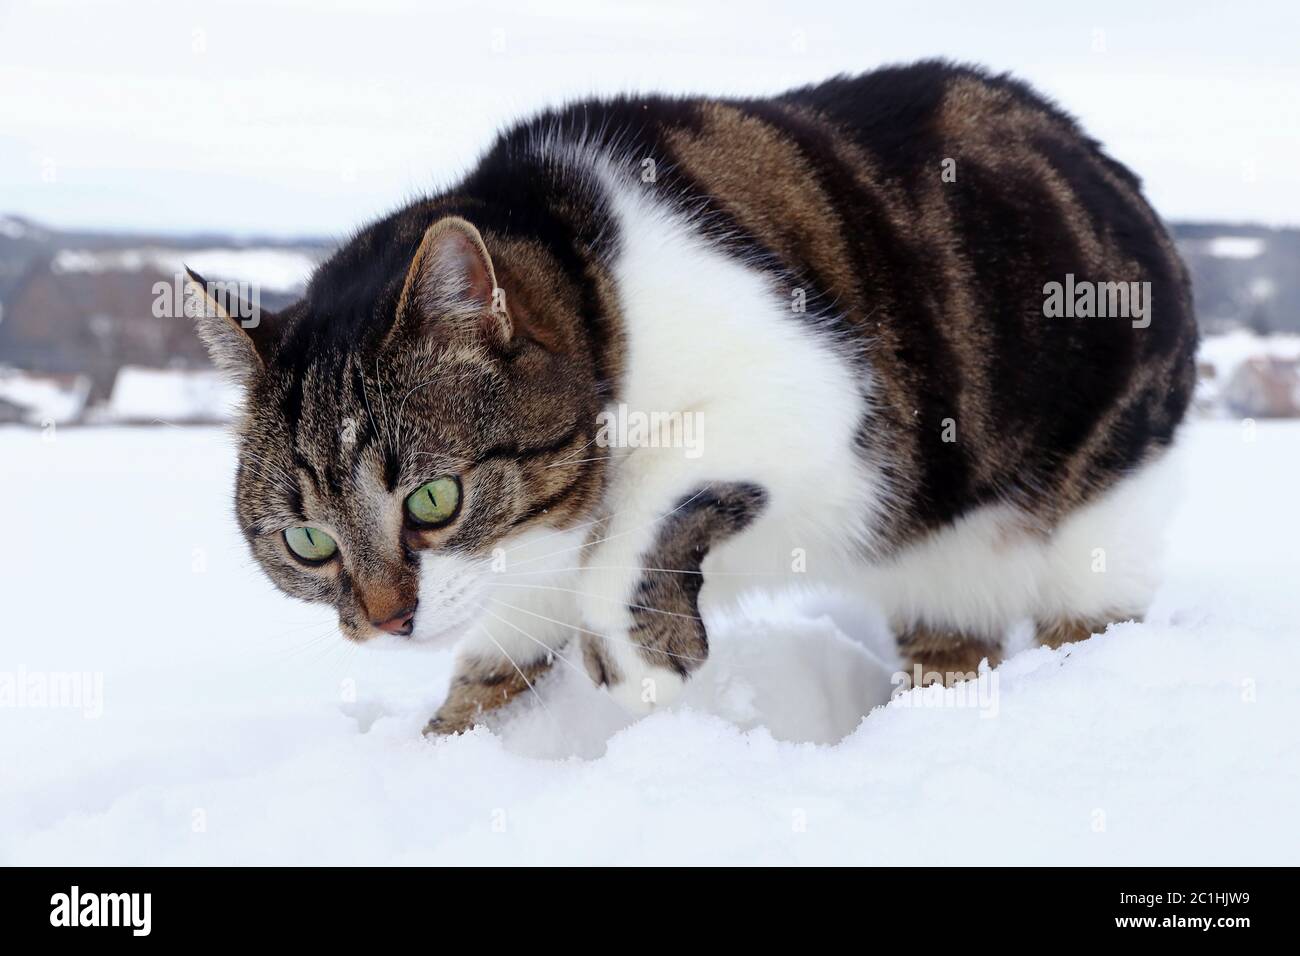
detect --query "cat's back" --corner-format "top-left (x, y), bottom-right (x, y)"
top-left (476, 63), bottom-right (1197, 542)
top-left (773, 62), bottom-right (1199, 534)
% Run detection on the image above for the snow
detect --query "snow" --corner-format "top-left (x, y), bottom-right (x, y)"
top-left (1204, 236), bottom-right (1267, 259)
top-left (0, 370), bottom-right (90, 424)
top-left (100, 367), bottom-right (240, 424)
top-left (1, 421), bottom-right (1297, 864)
top-left (1199, 330), bottom-right (1300, 383)
top-left (50, 247), bottom-right (317, 292)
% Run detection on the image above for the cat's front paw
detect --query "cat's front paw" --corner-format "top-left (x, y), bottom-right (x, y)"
top-left (605, 661), bottom-right (688, 715)
top-left (581, 633), bottom-right (689, 715)
top-left (422, 714), bottom-right (465, 737)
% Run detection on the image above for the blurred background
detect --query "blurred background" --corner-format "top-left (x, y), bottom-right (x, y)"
top-left (1, 0), bottom-right (1298, 424)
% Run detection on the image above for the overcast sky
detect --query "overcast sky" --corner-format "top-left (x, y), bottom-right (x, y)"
top-left (2, 0), bottom-right (1297, 239)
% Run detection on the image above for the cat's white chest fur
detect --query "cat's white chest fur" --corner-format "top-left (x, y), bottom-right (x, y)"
top-left (613, 180), bottom-right (886, 570)
top-left (562, 177), bottom-right (886, 707)
top-left (604, 177), bottom-right (885, 559)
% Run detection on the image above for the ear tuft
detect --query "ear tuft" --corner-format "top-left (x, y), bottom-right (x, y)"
top-left (392, 217), bottom-right (511, 346)
top-left (184, 267), bottom-right (278, 383)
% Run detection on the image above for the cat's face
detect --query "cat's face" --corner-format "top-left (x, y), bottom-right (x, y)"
top-left (193, 216), bottom-right (604, 644)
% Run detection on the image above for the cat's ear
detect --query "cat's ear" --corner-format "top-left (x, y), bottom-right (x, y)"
top-left (184, 267), bottom-right (279, 383)
top-left (392, 216), bottom-right (512, 346)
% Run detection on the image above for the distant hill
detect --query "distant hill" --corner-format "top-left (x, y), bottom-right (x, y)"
top-left (0, 215), bottom-right (330, 400)
top-left (1, 215), bottom-right (1296, 402)
top-left (1173, 222), bottom-right (1300, 335)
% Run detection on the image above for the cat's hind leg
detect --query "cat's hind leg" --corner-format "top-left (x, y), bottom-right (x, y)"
top-left (1034, 615), bottom-right (1142, 649)
top-left (896, 625), bottom-right (1003, 687)
top-left (862, 503), bottom-right (1042, 686)
top-left (1031, 450), bottom-right (1181, 652)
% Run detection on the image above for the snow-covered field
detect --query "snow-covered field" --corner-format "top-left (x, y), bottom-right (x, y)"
top-left (1, 421), bottom-right (1297, 865)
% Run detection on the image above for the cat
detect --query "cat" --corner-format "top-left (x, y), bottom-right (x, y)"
top-left (189, 60), bottom-right (1197, 734)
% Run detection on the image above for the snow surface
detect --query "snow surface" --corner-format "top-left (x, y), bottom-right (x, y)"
top-left (0, 370), bottom-right (90, 425)
top-left (51, 247), bottom-right (317, 292)
top-left (1199, 330), bottom-right (1300, 383)
top-left (100, 367), bottom-right (240, 424)
top-left (1197, 331), bottom-right (1300, 414)
top-left (1203, 236), bottom-right (1267, 260)
top-left (1, 421), bottom-right (1297, 865)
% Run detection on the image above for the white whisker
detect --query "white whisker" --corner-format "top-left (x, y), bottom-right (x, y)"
top-left (544, 455), bottom-right (617, 468)
top-left (493, 564), bottom-right (793, 578)
top-left (504, 486), bottom-right (709, 570)
top-left (485, 596), bottom-right (708, 665)
top-left (476, 604), bottom-right (629, 705)
top-left (490, 581), bottom-right (701, 622)
top-left (476, 624), bottom-right (567, 737)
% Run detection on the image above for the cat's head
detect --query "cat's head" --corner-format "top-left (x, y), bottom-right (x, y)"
top-left (190, 214), bottom-right (606, 644)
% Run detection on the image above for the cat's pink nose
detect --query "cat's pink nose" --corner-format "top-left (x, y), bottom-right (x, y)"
top-left (373, 605), bottom-right (417, 636)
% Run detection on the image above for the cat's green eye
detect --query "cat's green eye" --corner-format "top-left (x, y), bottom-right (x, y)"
top-left (406, 477), bottom-right (460, 527)
top-left (284, 526), bottom-right (338, 563)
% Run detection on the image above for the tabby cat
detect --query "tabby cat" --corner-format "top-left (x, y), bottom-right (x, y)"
top-left (190, 61), bottom-right (1196, 733)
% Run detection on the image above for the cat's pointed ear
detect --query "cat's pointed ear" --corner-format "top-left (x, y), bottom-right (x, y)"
top-left (392, 216), bottom-right (512, 346)
top-left (184, 267), bottom-right (279, 383)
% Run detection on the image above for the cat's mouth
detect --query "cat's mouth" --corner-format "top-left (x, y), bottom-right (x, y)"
top-left (402, 574), bottom-right (487, 646)
top-left (404, 611), bottom-right (477, 646)
top-left (348, 555), bottom-right (491, 647)
top-left (354, 603), bottom-right (478, 648)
